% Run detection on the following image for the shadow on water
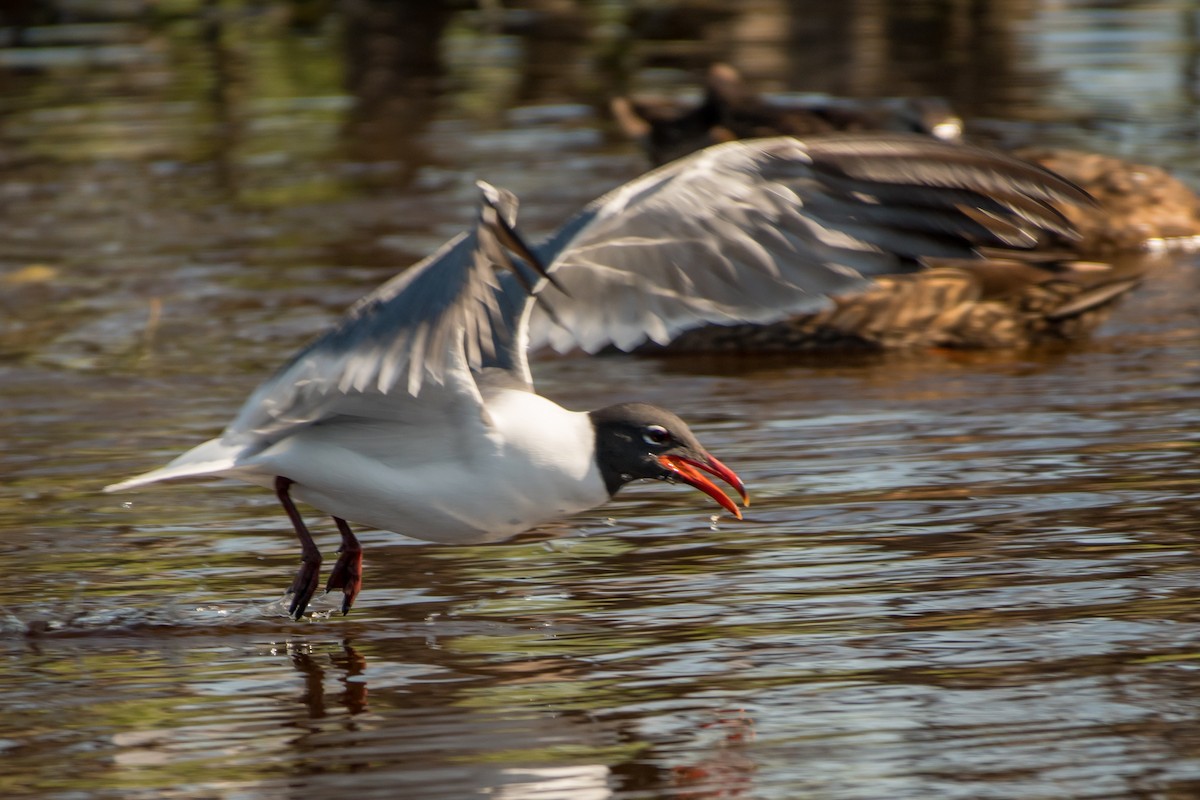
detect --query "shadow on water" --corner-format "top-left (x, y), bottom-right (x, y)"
top-left (2, 1), bottom-right (1200, 799)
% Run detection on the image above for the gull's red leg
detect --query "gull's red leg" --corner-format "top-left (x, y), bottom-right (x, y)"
top-left (275, 476), bottom-right (321, 619)
top-left (325, 517), bottom-right (363, 615)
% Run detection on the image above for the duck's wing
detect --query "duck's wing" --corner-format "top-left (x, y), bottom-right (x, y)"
top-left (524, 134), bottom-right (1093, 354)
top-left (223, 182), bottom-right (547, 444)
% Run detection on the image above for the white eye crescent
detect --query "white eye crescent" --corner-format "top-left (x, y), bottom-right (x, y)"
top-left (642, 425), bottom-right (671, 446)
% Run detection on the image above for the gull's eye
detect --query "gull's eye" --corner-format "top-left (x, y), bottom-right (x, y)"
top-left (642, 424), bottom-right (671, 446)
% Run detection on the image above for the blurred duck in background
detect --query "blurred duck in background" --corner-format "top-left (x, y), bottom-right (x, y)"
top-left (607, 65), bottom-right (1199, 353)
top-left (613, 63), bottom-right (965, 167)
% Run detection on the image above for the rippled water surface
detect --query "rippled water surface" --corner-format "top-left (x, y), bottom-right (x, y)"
top-left (2, 2), bottom-right (1200, 798)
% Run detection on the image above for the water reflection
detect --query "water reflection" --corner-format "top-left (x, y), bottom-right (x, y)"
top-left (340, 2), bottom-right (449, 176)
top-left (289, 639), bottom-right (369, 716)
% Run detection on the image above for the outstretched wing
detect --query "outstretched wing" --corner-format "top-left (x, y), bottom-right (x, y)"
top-left (525, 134), bottom-right (1093, 353)
top-left (223, 182), bottom-right (548, 443)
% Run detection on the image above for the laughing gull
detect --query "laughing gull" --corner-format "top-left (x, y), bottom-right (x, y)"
top-left (106, 183), bottom-right (747, 619)
top-left (107, 133), bottom-right (1088, 618)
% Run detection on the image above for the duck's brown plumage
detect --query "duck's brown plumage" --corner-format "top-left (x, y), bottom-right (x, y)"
top-left (1011, 147), bottom-right (1200, 256)
top-left (633, 257), bottom-right (1148, 353)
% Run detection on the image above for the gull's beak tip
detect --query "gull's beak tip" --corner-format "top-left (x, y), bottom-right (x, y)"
top-left (659, 452), bottom-right (748, 521)
top-left (705, 451), bottom-right (749, 512)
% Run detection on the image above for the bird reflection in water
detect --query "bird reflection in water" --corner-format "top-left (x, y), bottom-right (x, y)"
top-left (284, 640), bottom-right (369, 717)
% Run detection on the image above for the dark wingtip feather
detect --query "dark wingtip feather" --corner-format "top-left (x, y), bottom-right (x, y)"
top-left (803, 134), bottom-right (1098, 211)
top-left (476, 181), bottom-right (570, 298)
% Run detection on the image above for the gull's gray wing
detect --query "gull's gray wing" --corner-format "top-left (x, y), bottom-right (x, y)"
top-left (524, 134), bottom-right (1093, 353)
top-left (223, 182), bottom-right (547, 443)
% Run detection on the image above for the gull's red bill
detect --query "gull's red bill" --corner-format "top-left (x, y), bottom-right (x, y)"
top-left (658, 453), bottom-right (749, 519)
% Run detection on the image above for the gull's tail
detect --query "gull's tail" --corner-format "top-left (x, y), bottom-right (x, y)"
top-left (104, 437), bottom-right (243, 493)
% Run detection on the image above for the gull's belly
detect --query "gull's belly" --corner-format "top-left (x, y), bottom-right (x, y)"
top-left (286, 453), bottom-right (605, 544)
top-left (239, 391), bottom-right (608, 544)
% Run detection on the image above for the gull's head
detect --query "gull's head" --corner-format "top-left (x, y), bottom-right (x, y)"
top-left (589, 402), bottom-right (748, 519)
